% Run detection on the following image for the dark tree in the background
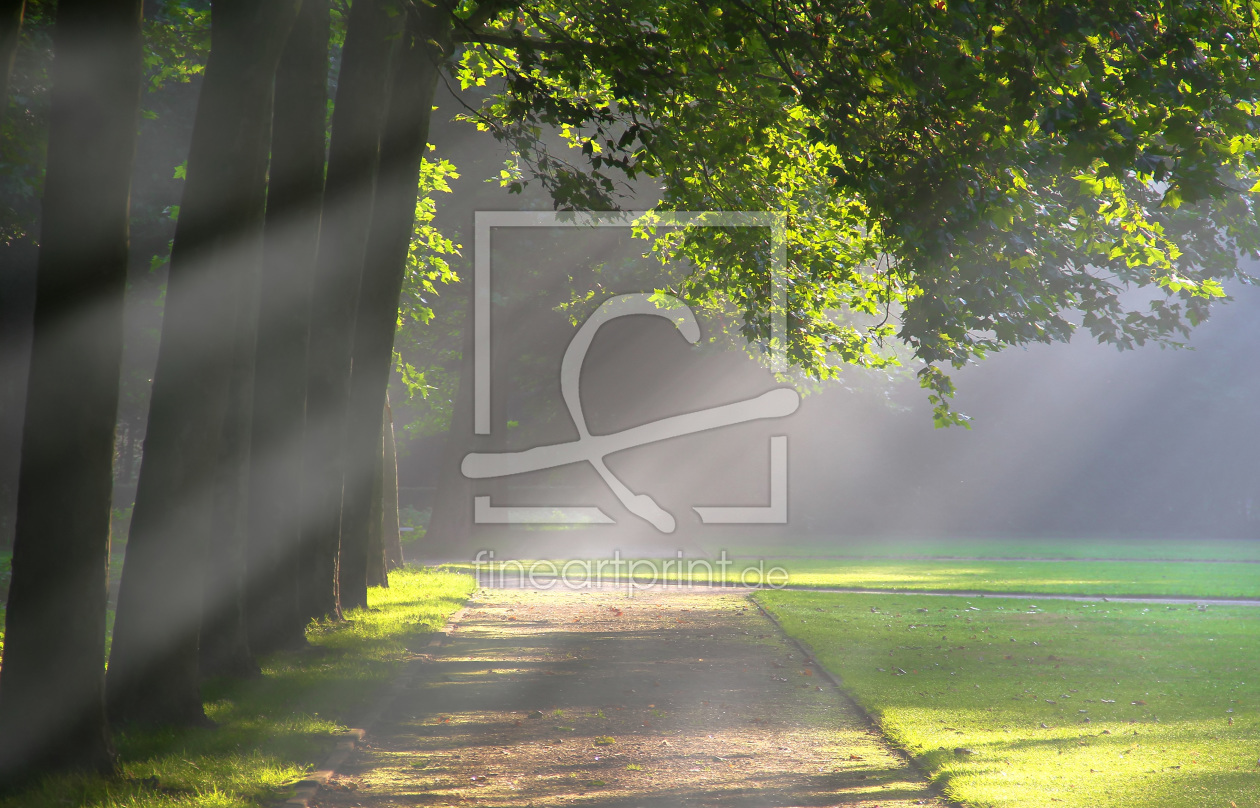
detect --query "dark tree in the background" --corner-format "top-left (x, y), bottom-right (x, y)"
top-left (0, 0), bottom-right (142, 780)
top-left (301, 0), bottom-right (395, 620)
top-left (0, 0), bottom-right (23, 126)
top-left (339, 2), bottom-right (453, 609)
top-left (426, 323), bottom-right (475, 557)
top-left (366, 435), bottom-right (387, 588)
top-left (108, 0), bottom-right (298, 728)
top-left (383, 393), bottom-right (404, 570)
top-left (0, 0), bottom-right (31, 552)
top-left (247, 0), bottom-right (330, 655)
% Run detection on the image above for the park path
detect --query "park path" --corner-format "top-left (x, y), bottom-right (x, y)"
top-left (309, 584), bottom-right (944, 808)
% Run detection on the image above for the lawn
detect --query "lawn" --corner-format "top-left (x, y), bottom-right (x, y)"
top-left (697, 536), bottom-right (1260, 562)
top-left (746, 558), bottom-right (1260, 599)
top-left (455, 555), bottom-right (1260, 599)
top-left (0, 566), bottom-right (475, 808)
top-left (755, 589), bottom-right (1260, 808)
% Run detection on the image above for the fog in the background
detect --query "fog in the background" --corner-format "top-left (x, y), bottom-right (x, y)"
top-left (396, 85), bottom-right (1260, 556)
top-left (5, 71), bottom-right (1251, 556)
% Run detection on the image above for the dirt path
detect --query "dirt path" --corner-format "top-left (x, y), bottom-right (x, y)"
top-left (310, 584), bottom-right (943, 808)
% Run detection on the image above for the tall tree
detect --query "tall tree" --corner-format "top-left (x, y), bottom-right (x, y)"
top-left (301, 0), bottom-right (396, 620)
top-left (107, 0), bottom-right (299, 728)
top-left (423, 310), bottom-right (475, 558)
top-left (0, 0), bottom-right (32, 551)
top-left (247, 0), bottom-right (330, 655)
top-left (199, 327), bottom-right (262, 678)
top-left (382, 393), bottom-right (404, 570)
top-left (0, 0), bottom-right (142, 781)
top-left (0, 0), bottom-right (23, 127)
top-left (339, 1), bottom-right (453, 608)
top-left (366, 436), bottom-right (387, 588)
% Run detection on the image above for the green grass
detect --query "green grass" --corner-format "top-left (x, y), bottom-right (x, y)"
top-left (699, 536), bottom-right (1260, 562)
top-left (756, 590), bottom-right (1260, 808)
top-left (454, 556), bottom-right (1260, 599)
top-left (0, 566), bottom-right (475, 808)
top-left (754, 558), bottom-right (1260, 599)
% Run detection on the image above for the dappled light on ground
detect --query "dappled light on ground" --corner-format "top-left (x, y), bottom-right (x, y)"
top-left (312, 587), bottom-right (941, 807)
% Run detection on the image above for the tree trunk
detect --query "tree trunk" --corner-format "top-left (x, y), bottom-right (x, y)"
top-left (339, 2), bottom-right (453, 607)
top-left (383, 393), bottom-right (403, 570)
top-left (107, 0), bottom-right (297, 728)
top-left (0, 0), bottom-right (24, 128)
top-left (0, 0), bottom-right (31, 554)
top-left (302, 0), bottom-right (395, 622)
top-left (199, 283), bottom-right (263, 679)
top-left (366, 433), bottom-right (386, 588)
top-left (0, 0), bottom-right (141, 782)
top-left (247, 0), bottom-right (329, 657)
top-left (0, 240), bottom-right (35, 552)
top-left (426, 320), bottom-right (475, 560)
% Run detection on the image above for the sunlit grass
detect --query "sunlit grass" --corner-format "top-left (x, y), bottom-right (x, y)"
top-left (450, 556), bottom-right (1260, 599)
top-left (757, 558), bottom-right (1260, 599)
top-left (706, 536), bottom-right (1260, 562)
top-left (757, 590), bottom-right (1260, 808)
top-left (0, 566), bottom-right (475, 808)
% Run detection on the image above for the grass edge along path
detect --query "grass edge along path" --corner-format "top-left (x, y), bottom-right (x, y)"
top-left (756, 589), bottom-right (1260, 808)
top-left (0, 566), bottom-right (476, 808)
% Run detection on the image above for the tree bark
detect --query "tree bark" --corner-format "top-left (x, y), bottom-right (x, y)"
top-left (199, 294), bottom-right (262, 679)
top-left (426, 320), bottom-right (476, 559)
top-left (0, 240), bottom-right (35, 552)
top-left (0, 0), bottom-right (24, 128)
top-left (339, 2), bottom-right (453, 607)
top-left (383, 393), bottom-right (403, 570)
top-left (0, 0), bottom-right (30, 554)
top-left (366, 431), bottom-right (386, 588)
top-left (247, 0), bottom-right (329, 656)
top-left (302, 0), bottom-right (395, 622)
top-left (107, 0), bottom-right (298, 728)
top-left (0, 0), bottom-right (141, 782)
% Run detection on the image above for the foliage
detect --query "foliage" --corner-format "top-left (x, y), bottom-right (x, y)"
top-left (391, 153), bottom-right (462, 428)
top-left (2, 1), bottom-right (211, 246)
top-left (398, 506), bottom-right (430, 543)
top-left (452, 0), bottom-right (1260, 424)
top-left (395, 153), bottom-right (462, 333)
top-left (759, 590), bottom-right (1260, 808)
top-left (141, 2), bottom-right (211, 93)
top-left (0, 1), bottom-right (52, 246)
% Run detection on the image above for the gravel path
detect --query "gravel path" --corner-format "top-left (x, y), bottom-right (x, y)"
top-left (310, 584), bottom-right (944, 808)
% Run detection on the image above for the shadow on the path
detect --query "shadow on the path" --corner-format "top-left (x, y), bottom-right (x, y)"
top-left (313, 589), bottom-right (943, 807)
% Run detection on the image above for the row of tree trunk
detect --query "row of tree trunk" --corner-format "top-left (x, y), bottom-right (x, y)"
top-left (0, 0), bottom-right (453, 784)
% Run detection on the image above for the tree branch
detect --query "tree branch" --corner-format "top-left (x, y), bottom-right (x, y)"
top-left (452, 30), bottom-right (563, 51)
top-left (458, 0), bottom-right (516, 33)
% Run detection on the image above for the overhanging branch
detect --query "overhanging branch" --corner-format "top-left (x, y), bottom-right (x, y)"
top-left (453, 30), bottom-right (565, 51)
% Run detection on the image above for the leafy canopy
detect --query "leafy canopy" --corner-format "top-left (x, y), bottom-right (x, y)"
top-left (450, 0), bottom-right (1260, 423)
